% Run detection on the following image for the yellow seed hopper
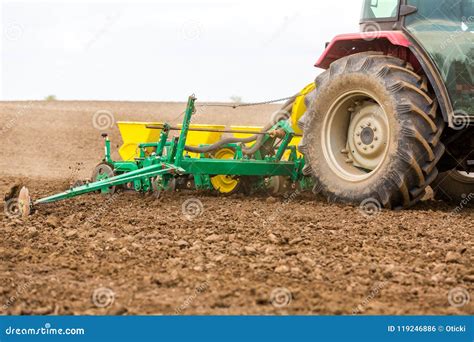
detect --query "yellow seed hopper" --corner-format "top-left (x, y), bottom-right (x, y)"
top-left (117, 122), bottom-right (227, 161)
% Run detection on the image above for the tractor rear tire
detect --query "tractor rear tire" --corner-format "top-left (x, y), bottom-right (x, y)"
top-left (298, 52), bottom-right (445, 209)
top-left (432, 170), bottom-right (474, 203)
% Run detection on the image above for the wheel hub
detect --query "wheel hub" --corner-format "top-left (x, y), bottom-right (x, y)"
top-left (346, 102), bottom-right (388, 171)
top-left (210, 148), bottom-right (240, 194)
top-left (321, 92), bottom-right (391, 182)
top-left (360, 127), bottom-right (374, 145)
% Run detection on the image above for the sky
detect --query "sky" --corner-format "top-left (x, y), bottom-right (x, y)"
top-left (1, 0), bottom-right (361, 102)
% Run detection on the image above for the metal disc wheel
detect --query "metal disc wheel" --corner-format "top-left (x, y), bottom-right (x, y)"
top-left (210, 148), bottom-right (241, 195)
top-left (91, 163), bottom-right (116, 195)
top-left (322, 93), bottom-right (390, 181)
top-left (265, 176), bottom-right (291, 196)
top-left (152, 177), bottom-right (176, 198)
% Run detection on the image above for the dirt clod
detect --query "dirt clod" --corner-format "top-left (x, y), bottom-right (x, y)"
top-left (445, 251), bottom-right (462, 263)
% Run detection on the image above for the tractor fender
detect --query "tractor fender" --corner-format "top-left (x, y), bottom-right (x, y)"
top-left (315, 31), bottom-right (410, 69)
top-left (315, 31), bottom-right (453, 124)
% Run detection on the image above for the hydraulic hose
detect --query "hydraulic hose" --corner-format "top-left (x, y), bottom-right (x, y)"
top-left (240, 96), bottom-right (296, 155)
top-left (183, 94), bottom-right (298, 155)
top-left (184, 136), bottom-right (258, 154)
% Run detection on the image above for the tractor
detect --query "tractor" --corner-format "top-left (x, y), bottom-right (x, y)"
top-left (11, 0), bottom-right (474, 214)
top-left (297, 0), bottom-right (474, 208)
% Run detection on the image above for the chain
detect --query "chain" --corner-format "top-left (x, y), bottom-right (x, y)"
top-left (196, 93), bottom-right (307, 109)
top-left (172, 86), bottom-right (314, 120)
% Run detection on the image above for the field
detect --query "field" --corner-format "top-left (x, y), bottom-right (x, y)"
top-left (1, 101), bottom-right (473, 315)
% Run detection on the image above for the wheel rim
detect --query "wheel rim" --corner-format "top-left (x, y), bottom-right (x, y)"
top-left (211, 148), bottom-right (239, 193)
top-left (451, 170), bottom-right (474, 183)
top-left (92, 164), bottom-right (115, 194)
top-left (321, 91), bottom-right (390, 182)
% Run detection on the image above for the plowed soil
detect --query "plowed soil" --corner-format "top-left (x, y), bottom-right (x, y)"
top-left (1, 101), bottom-right (473, 315)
